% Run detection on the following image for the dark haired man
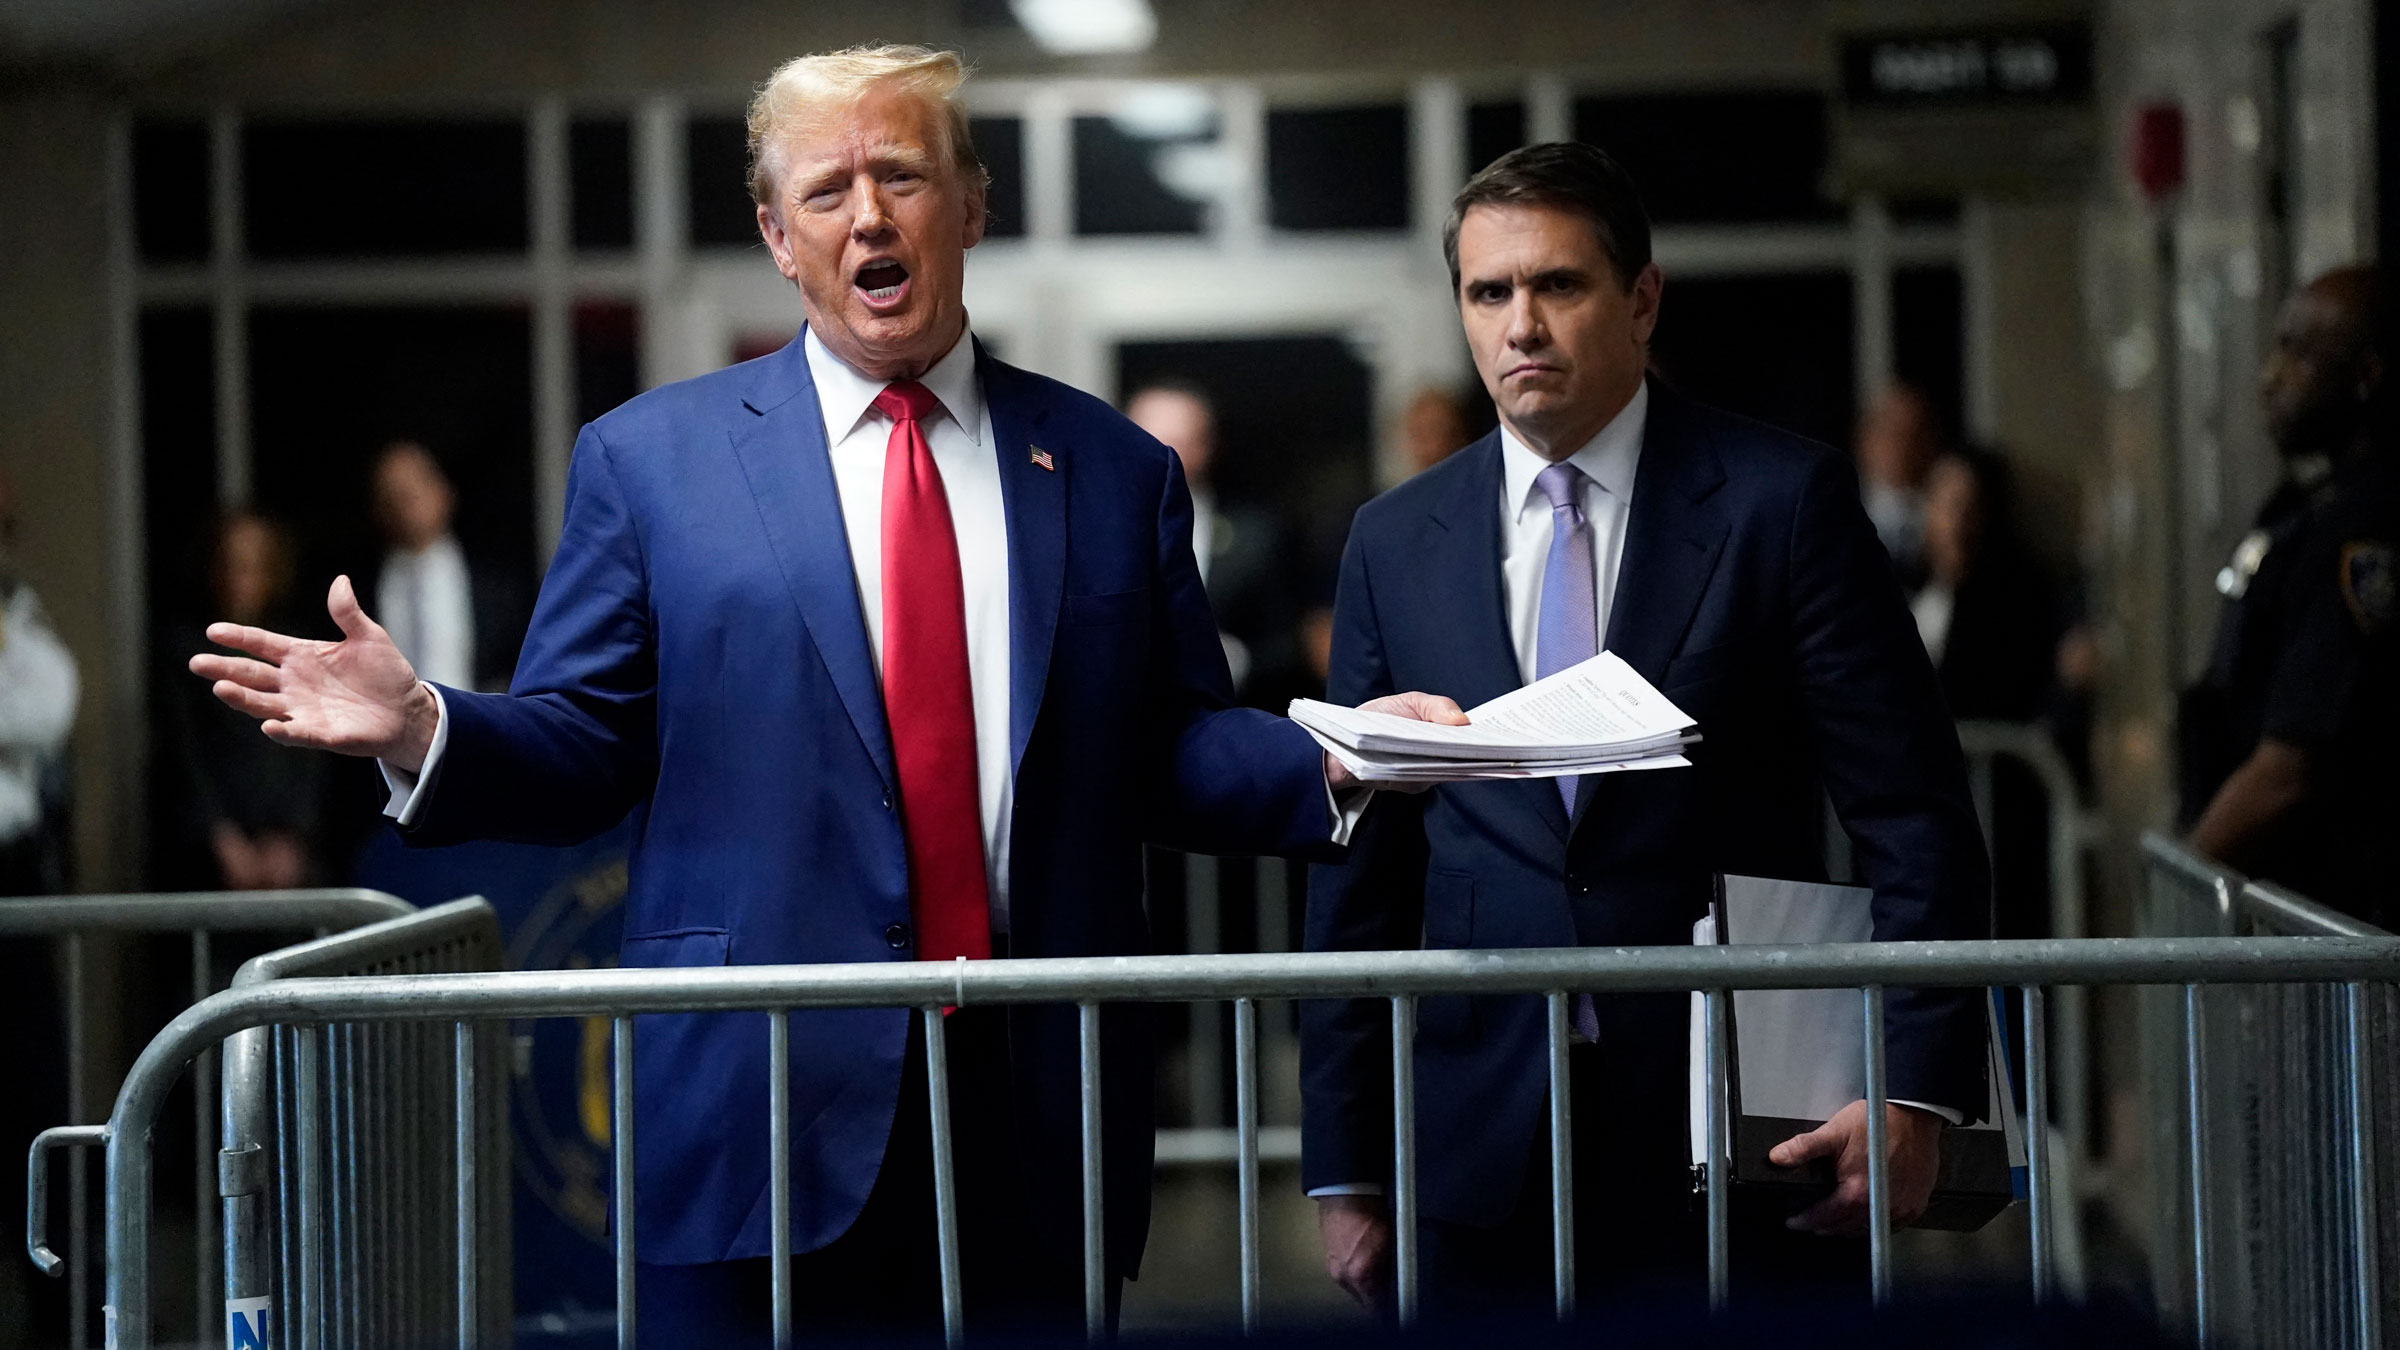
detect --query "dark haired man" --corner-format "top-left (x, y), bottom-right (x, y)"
top-left (1301, 142), bottom-right (1990, 1314)
top-left (2182, 264), bottom-right (2399, 927)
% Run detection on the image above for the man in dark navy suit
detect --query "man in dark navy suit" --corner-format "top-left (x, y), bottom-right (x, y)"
top-left (1301, 143), bottom-right (1990, 1316)
top-left (192, 45), bottom-right (1453, 1345)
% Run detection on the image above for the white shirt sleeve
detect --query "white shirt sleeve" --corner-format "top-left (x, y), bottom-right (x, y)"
top-left (377, 684), bottom-right (450, 827)
top-left (1307, 1182), bottom-right (1383, 1198)
top-left (1325, 779), bottom-right (1374, 846)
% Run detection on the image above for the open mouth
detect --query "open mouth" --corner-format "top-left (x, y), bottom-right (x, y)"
top-left (855, 259), bottom-right (911, 308)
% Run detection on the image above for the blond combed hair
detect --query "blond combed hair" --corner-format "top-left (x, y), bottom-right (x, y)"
top-left (745, 44), bottom-right (988, 209)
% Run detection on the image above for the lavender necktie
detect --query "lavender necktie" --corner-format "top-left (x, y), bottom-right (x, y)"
top-left (1534, 462), bottom-right (1598, 812)
top-left (1533, 461), bottom-right (1603, 1042)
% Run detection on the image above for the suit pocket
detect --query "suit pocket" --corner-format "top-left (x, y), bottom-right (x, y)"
top-left (1664, 640), bottom-right (1743, 691)
top-left (1061, 587), bottom-right (1148, 627)
top-left (1418, 871), bottom-right (1475, 1042)
top-left (620, 926), bottom-right (732, 968)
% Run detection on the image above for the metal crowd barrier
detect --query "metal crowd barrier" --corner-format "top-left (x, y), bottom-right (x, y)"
top-left (0, 888), bottom-right (416, 1349)
top-left (32, 934), bottom-right (2398, 1349)
top-left (1954, 721), bottom-right (2096, 1294)
top-left (2141, 834), bottom-right (2397, 1349)
top-left (217, 897), bottom-right (510, 1350)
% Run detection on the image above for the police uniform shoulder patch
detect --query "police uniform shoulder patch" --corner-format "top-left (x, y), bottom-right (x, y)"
top-left (2339, 541), bottom-right (2397, 635)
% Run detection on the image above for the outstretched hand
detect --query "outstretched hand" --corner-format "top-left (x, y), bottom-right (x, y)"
top-left (189, 575), bottom-right (441, 770)
top-left (1322, 691), bottom-right (1470, 792)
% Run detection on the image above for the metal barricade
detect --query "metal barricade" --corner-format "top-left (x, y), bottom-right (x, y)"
top-left (0, 888), bottom-right (415, 1349)
top-left (2141, 833), bottom-right (2397, 1349)
top-left (34, 933), bottom-right (2399, 1349)
top-left (1955, 721), bottom-right (2096, 1295)
top-left (217, 897), bottom-right (510, 1350)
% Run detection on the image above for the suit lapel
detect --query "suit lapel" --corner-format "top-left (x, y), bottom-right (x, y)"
top-left (1601, 382), bottom-right (1730, 681)
top-left (1426, 435), bottom-right (1572, 845)
top-left (980, 348), bottom-right (1065, 782)
top-left (725, 332), bottom-right (898, 794)
top-left (1574, 381), bottom-right (1728, 834)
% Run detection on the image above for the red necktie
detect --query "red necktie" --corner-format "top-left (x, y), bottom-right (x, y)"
top-left (874, 381), bottom-right (992, 966)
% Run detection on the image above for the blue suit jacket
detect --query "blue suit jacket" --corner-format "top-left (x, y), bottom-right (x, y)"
top-left (407, 330), bottom-right (1334, 1268)
top-left (1300, 381), bottom-right (1990, 1225)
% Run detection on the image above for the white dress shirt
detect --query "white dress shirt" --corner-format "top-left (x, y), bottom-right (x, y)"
top-left (0, 583), bottom-right (79, 844)
top-left (1498, 380), bottom-right (1648, 681)
top-left (374, 535), bottom-right (476, 693)
top-left (805, 325), bottom-right (1018, 931)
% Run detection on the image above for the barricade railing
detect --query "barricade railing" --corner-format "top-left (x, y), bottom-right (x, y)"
top-left (218, 897), bottom-right (509, 1350)
top-left (2140, 833), bottom-right (2396, 1349)
top-left (33, 934), bottom-right (2398, 1349)
top-left (1955, 721), bottom-right (2096, 1295)
top-left (1, 888), bottom-right (416, 1349)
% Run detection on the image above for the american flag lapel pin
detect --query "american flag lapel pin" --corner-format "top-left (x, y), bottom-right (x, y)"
top-left (1030, 446), bottom-right (1055, 471)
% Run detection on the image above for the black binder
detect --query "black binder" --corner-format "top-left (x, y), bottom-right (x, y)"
top-left (1690, 874), bottom-right (2022, 1233)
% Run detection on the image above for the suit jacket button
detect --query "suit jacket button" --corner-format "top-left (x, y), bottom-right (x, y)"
top-left (881, 793), bottom-right (893, 811)
top-left (885, 922), bottom-right (912, 950)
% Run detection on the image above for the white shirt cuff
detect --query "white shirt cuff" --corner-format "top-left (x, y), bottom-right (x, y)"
top-left (1324, 780), bottom-right (1374, 847)
top-left (377, 684), bottom-right (449, 828)
top-left (1307, 1183), bottom-right (1383, 1198)
top-left (1891, 1098), bottom-right (1964, 1126)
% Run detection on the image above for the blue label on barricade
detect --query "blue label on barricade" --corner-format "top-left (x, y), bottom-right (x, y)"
top-left (227, 1297), bottom-right (270, 1350)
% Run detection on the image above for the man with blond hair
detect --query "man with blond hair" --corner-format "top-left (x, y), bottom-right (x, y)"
top-left (195, 44), bottom-right (1451, 1342)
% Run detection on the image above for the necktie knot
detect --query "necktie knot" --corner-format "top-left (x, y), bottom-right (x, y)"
top-left (1534, 461), bottom-right (1586, 515)
top-left (874, 380), bottom-right (940, 425)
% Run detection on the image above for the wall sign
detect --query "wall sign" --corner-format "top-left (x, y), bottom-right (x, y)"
top-left (1842, 25), bottom-right (2093, 108)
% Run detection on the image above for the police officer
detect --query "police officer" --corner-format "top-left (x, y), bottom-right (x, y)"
top-left (2182, 264), bottom-right (2399, 927)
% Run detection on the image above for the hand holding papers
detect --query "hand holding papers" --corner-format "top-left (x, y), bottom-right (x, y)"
top-left (1290, 652), bottom-right (1699, 785)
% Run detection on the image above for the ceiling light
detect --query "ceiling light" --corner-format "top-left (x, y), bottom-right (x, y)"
top-left (1010, 0), bottom-right (1157, 55)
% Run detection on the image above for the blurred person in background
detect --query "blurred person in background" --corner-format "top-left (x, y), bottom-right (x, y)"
top-left (1855, 381), bottom-right (1940, 586)
top-left (1911, 448), bottom-right (2063, 723)
top-left (1399, 384), bottom-right (1475, 476)
top-left (1304, 142), bottom-right (1987, 1320)
top-left (1126, 379), bottom-right (1292, 698)
top-left (163, 511), bottom-right (326, 890)
top-left (193, 44), bottom-right (1448, 1344)
top-left (0, 468), bottom-right (78, 898)
top-left (1910, 447), bottom-right (2069, 941)
top-left (2182, 264), bottom-right (2399, 927)
top-left (366, 439), bottom-right (527, 695)
top-left (0, 466), bottom-right (75, 1346)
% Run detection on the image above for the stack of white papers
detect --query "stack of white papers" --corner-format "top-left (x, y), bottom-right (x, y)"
top-left (1289, 651), bottom-right (1700, 784)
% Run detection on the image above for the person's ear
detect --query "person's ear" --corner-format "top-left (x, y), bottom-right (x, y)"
top-left (960, 175), bottom-right (988, 251)
top-left (1628, 262), bottom-right (1664, 345)
top-left (757, 202), bottom-right (800, 282)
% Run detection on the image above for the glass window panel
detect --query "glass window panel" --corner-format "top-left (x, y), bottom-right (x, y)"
top-left (1073, 91), bottom-right (1220, 236)
top-left (1571, 91), bottom-right (1836, 224)
top-left (1467, 99), bottom-right (1526, 177)
top-left (686, 116), bottom-right (759, 248)
top-left (1648, 273), bottom-right (1854, 446)
top-left (248, 306), bottom-right (536, 594)
top-left (243, 120), bottom-right (527, 258)
top-left (134, 119), bottom-right (210, 263)
top-left (970, 115), bottom-right (1026, 239)
top-left (1266, 104), bottom-right (1409, 232)
top-left (570, 118), bottom-right (634, 250)
top-left (1894, 265), bottom-right (1965, 441)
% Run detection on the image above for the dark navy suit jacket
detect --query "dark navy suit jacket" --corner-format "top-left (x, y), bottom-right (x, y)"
top-left (1300, 380), bottom-right (1990, 1226)
top-left (406, 330), bottom-right (1334, 1269)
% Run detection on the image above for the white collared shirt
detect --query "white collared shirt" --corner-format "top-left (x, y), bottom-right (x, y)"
top-left (374, 535), bottom-right (476, 694)
top-left (804, 325), bottom-right (1018, 931)
top-left (1498, 379), bottom-right (1648, 677)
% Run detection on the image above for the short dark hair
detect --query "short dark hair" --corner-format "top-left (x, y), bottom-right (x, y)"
top-left (1443, 142), bottom-right (1652, 295)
